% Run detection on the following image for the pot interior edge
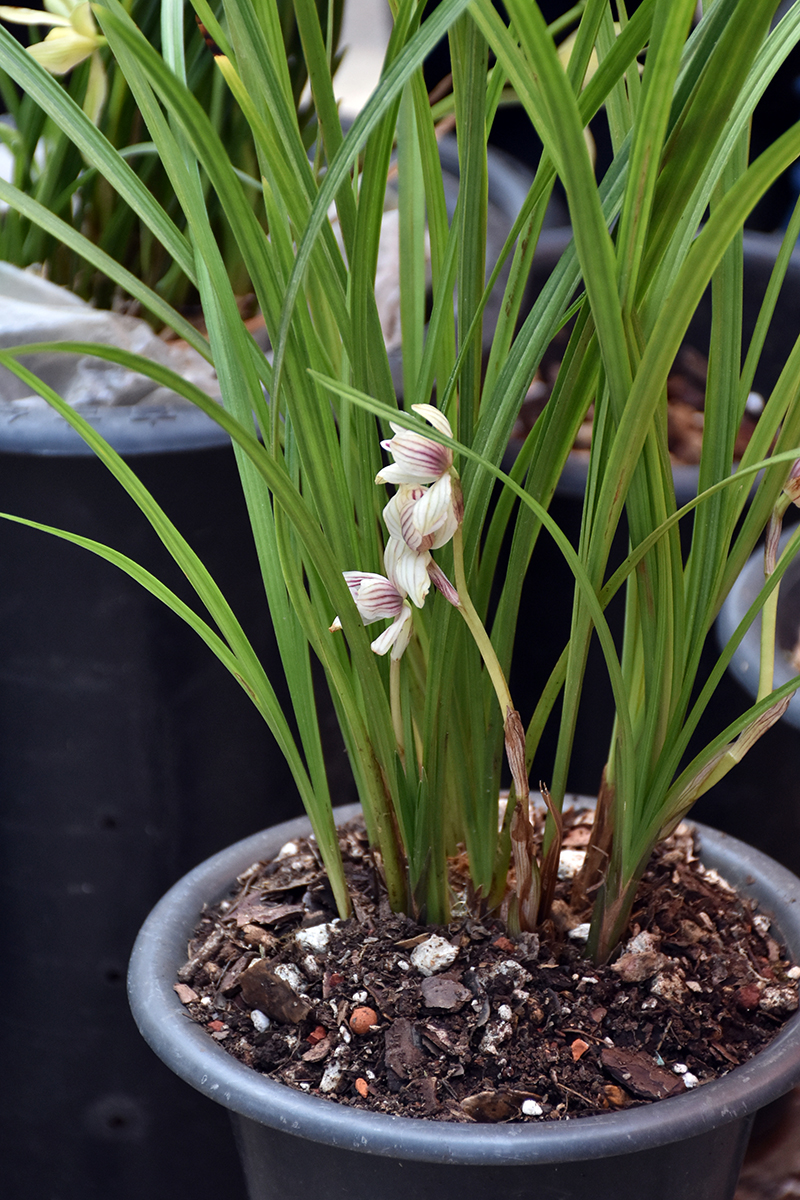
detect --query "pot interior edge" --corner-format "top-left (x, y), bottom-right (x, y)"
top-left (127, 802), bottom-right (800, 1167)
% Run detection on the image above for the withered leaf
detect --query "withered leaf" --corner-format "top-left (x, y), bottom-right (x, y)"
top-left (459, 1090), bottom-right (537, 1123)
top-left (419, 1021), bottom-right (470, 1059)
top-left (232, 896), bottom-right (305, 928)
top-left (384, 1018), bottom-right (425, 1080)
top-left (600, 1046), bottom-right (684, 1101)
top-left (239, 960), bottom-right (312, 1024)
top-left (217, 952), bottom-right (252, 996)
top-left (420, 976), bottom-right (471, 1011)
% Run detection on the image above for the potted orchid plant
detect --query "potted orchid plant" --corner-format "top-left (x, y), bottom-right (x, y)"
top-left (2, 0), bottom-right (800, 1196)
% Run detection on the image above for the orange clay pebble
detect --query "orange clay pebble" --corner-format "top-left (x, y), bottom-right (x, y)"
top-left (570, 1038), bottom-right (590, 1062)
top-left (349, 1006), bottom-right (378, 1035)
top-left (355, 1078), bottom-right (369, 1098)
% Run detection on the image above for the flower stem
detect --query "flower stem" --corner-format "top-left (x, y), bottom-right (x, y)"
top-left (390, 655), bottom-right (406, 770)
top-left (451, 526), bottom-right (515, 720)
top-left (451, 527), bottom-right (529, 806)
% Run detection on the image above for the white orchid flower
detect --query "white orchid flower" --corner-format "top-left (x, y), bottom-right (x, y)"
top-left (0, 2), bottom-right (107, 122)
top-left (383, 536), bottom-right (431, 609)
top-left (383, 519), bottom-right (459, 608)
top-left (375, 404), bottom-right (454, 486)
top-left (383, 478), bottom-right (460, 553)
top-left (329, 571), bottom-right (414, 661)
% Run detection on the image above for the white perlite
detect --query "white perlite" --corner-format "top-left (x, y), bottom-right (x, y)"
top-left (319, 1061), bottom-right (344, 1093)
top-left (557, 849), bottom-right (587, 879)
top-left (250, 1010), bottom-right (270, 1033)
top-left (273, 963), bottom-right (306, 993)
top-left (410, 935), bottom-right (459, 977)
top-left (294, 922), bottom-right (338, 953)
top-left (568, 923), bottom-right (591, 942)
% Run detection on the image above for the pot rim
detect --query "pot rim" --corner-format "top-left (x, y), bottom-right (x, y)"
top-left (128, 799), bottom-right (800, 1167)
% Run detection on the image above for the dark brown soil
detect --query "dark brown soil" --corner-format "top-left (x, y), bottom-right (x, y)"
top-left (175, 808), bottom-right (798, 1124)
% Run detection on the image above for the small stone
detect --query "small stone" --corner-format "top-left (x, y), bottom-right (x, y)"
top-left (759, 985), bottom-right (799, 1015)
top-left (557, 848), bottom-right (587, 879)
top-left (355, 1077), bottom-right (369, 1098)
top-left (521, 1099), bottom-right (544, 1117)
top-left (251, 1009), bottom-right (270, 1033)
top-left (349, 1006), bottom-right (379, 1035)
top-left (682, 1072), bottom-right (700, 1089)
top-left (568, 923), bottom-right (590, 942)
top-left (410, 935), bottom-right (459, 977)
top-left (650, 967), bottom-right (687, 1005)
top-left (301, 954), bottom-right (320, 980)
top-left (625, 931), bottom-right (660, 955)
top-left (735, 984), bottom-right (762, 1011)
top-left (319, 1060), bottom-right (344, 1093)
top-left (571, 1038), bottom-right (590, 1062)
top-left (612, 949), bottom-right (669, 983)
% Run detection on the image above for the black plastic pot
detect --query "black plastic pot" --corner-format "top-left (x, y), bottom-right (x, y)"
top-left (129, 805), bottom-right (800, 1200)
top-left (0, 408), bottom-right (311, 1199)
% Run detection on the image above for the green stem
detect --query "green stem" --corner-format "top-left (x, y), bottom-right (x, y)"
top-left (390, 654), bottom-right (406, 769)
top-left (452, 525), bottom-right (514, 719)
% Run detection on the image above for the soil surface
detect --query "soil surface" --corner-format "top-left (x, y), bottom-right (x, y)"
top-left (175, 807), bottom-right (798, 1124)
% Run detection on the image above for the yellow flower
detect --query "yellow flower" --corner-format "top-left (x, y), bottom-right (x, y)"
top-left (0, 2), bottom-right (106, 121)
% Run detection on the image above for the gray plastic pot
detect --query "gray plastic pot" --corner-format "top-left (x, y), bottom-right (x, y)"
top-left (128, 804), bottom-right (800, 1200)
top-left (716, 522), bottom-right (800, 730)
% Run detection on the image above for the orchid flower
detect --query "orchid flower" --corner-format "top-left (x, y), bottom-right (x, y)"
top-left (383, 481), bottom-right (460, 554)
top-left (377, 404), bottom-right (462, 562)
top-left (0, 1), bottom-right (107, 122)
top-left (329, 571), bottom-right (415, 661)
top-left (375, 404), bottom-right (454, 487)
